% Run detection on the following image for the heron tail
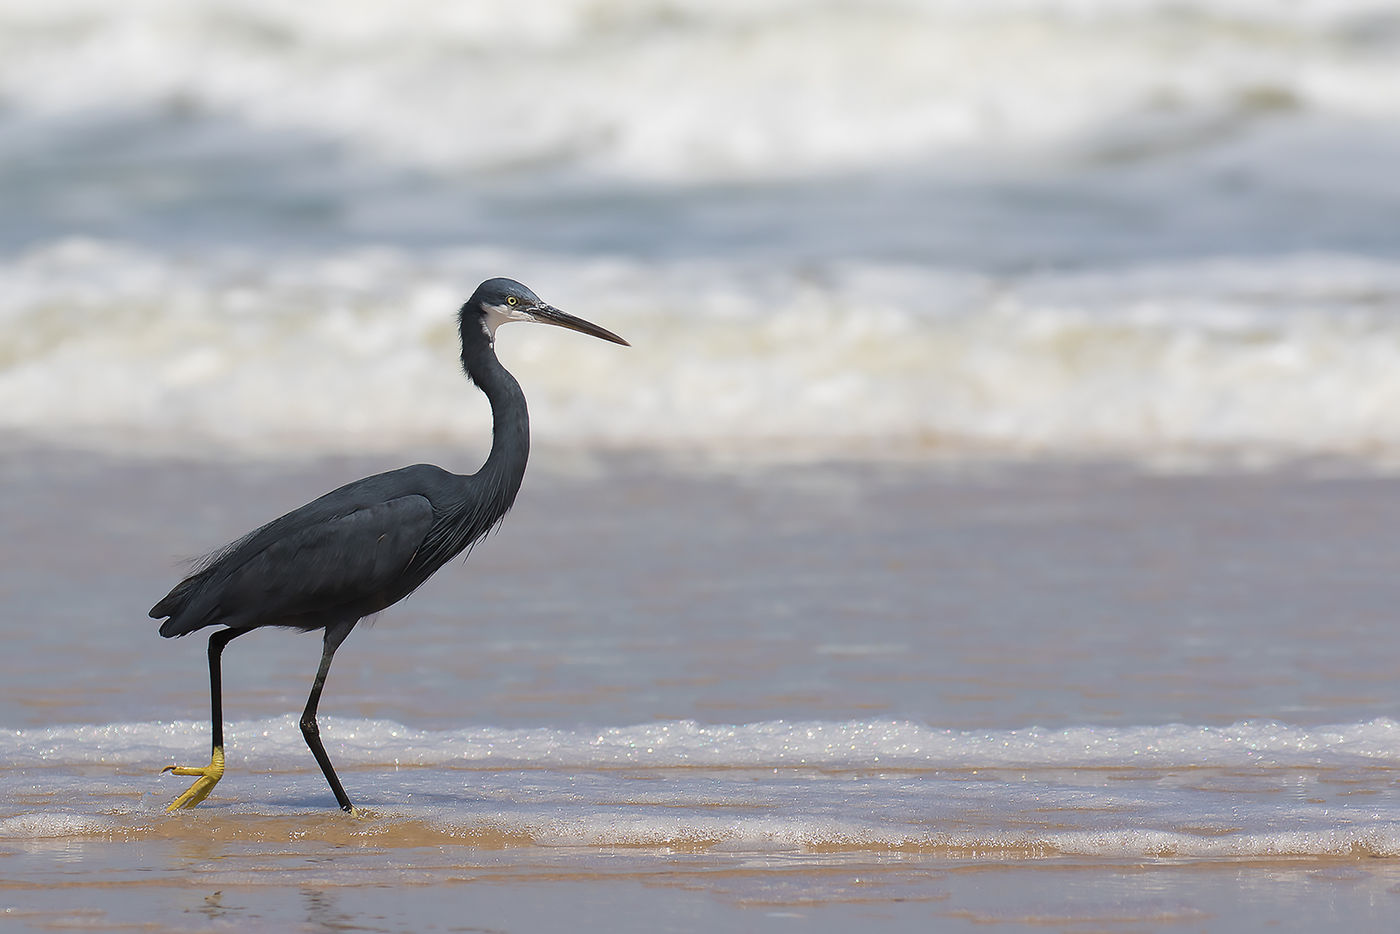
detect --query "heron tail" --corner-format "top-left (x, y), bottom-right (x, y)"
top-left (151, 572), bottom-right (213, 637)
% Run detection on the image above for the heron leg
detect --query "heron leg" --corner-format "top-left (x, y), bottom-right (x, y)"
top-left (163, 627), bottom-right (246, 812)
top-left (300, 621), bottom-right (357, 814)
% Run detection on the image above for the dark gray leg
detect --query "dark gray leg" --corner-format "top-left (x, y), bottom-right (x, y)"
top-left (300, 621), bottom-right (357, 813)
top-left (206, 627), bottom-right (245, 751)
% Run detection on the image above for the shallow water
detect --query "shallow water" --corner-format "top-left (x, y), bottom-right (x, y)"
top-left (5, 449), bottom-right (1400, 929)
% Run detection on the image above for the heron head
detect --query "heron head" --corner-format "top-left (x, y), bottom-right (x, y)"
top-left (463, 278), bottom-right (629, 346)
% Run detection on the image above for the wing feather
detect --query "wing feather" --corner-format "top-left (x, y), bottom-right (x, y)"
top-left (156, 494), bottom-right (436, 635)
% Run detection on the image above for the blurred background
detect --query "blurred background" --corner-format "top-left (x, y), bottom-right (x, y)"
top-left (2, 0), bottom-right (1400, 463)
top-left (10, 11), bottom-right (1400, 909)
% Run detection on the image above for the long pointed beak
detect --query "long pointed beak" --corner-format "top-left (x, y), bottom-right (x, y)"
top-left (531, 304), bottom-right (630, 346)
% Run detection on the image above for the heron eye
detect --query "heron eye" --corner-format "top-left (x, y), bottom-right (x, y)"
top-left (507, 296), bottom-right (518, 306)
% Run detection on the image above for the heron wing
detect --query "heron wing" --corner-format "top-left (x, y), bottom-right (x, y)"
top-left (158, 494), bottom-right (437, 634)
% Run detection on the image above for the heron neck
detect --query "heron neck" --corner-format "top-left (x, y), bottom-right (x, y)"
top-left (461, 333), bottom-right (530, 512)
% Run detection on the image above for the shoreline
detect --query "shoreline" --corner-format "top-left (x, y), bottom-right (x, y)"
top-left (6, 442), bottom-right (1400, 930)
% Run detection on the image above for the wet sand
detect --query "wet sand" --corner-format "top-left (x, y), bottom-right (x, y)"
top-left (10, 837), bottom-right (1400, 932)
top-left (4, 443), bottom-right (1400, 930)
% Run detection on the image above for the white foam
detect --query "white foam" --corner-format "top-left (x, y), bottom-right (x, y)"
top-left (5, 793), bottom-right (1398, 858)
top-left (8, 714), bottom-right (1400, 771)
top-left (1042, 827), bottom-right (1400, 859)
top-left (0, 1), bottom-right (1397, 180)
top-left (6, 241), bottom-right (1400, 461)
top-left (6, 716), bottom-right (1400, 857)
top-left (0, 813), bottom-right (114, 838)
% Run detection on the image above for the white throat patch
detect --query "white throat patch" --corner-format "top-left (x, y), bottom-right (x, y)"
top-left (482, 302), bottom-right (537, 339)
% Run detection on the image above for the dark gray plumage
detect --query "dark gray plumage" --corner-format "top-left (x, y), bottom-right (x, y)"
top-left (151, 278), bottom-right (627, 813)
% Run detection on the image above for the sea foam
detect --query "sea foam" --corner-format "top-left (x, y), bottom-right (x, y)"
top-left (5, 241), bottom-right (1400, 461)
top-left (8, 714), bottom-right (1400, 771)
top-left (1, 0), bottom-right (1398, 181)
top-left (5, 716), bottom-right (1400, 860)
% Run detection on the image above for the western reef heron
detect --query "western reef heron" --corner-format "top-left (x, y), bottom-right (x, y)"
top-left (151, 278), bottom-right (628, 814)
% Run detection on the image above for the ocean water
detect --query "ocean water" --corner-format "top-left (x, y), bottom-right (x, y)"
top-left (5, 1), bottom-right (1400, 930)
top-left (2, 0), bottom-right (1400, 461)
top-left (8, 454), bottom-right (1400, 929)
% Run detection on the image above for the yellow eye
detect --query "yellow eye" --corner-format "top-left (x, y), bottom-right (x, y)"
top-left (507, 296), bottom-right (518, 306)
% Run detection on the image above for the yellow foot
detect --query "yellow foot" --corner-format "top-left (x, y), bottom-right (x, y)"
top-left (162, 747), bottom-right (225, 812)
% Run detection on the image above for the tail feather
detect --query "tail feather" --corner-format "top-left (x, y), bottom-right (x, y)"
top-left (151, 571), bottom-right (214, 638)
top-left (157, 614), bottom-right (201, 639)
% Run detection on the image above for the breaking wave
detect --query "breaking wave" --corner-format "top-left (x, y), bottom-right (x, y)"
top-left (5, 241), bottom-right (1400, 461)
